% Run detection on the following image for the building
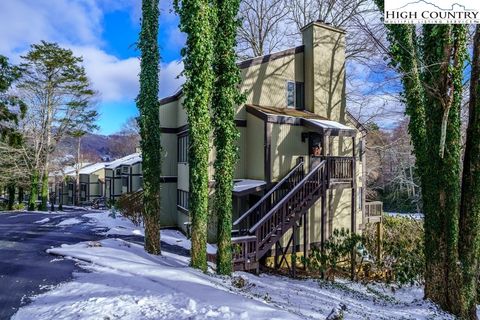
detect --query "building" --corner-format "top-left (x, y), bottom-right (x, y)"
top-left (159, 21), bottom-right (377, 272)
top-left (51, 153), bottom-right (143, 206)
top-left (104, 153), bottom-right (143, 202)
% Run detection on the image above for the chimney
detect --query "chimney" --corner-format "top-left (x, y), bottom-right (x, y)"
top-left (301, 21), bottom-right (346, 121)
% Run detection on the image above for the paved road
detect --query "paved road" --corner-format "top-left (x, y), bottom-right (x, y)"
top-left (0, 208), bottom-right (102, 319)
top-left (0, 208), bottom-right (189, 320)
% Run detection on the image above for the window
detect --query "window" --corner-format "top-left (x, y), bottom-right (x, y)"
top-left (122, 177), bottom-right (129, 188)
top-left (177, 133), bottom-right (189, 163)
top-left (287, 81), bottom-right (295, 108)
top-left (177, 189), bottom-right (189, 211)
top-left (115, 168), bottom-right (122, 175)
top-left (122, 166), bottom-right (129, 174)
top-left (286, 81), bottom-right (305, 110)
top-left (80, 184), bottom-right (87, 201)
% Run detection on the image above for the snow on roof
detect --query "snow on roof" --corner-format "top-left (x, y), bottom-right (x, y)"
top-left (305, 119), bottom-right (353, 130)
top-left (78, 162), bottom-right (109, 175)
top-left (233, 179), bottom-right (266, 194)
top-left (106, 153), bottom-right (142, 169)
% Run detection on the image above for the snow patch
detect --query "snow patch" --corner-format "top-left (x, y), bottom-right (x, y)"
top-left (57, 218), bottom-right (82, 226)
top-left (34, 218), bottom-right (50, 224)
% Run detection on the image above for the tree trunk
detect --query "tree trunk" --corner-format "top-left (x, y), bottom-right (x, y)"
top-left (76, 136), bottom-right (81, 206)
top-left (39, 168), bottom-right (49, 211)
top-left (458, 25), bottom-right (480, 320)
top-left (212, 0), bottom-right (243, 275)
top-left (28, 169), bottom-right (39, 211)
top-left (7, 184), bottom-right (15, 210)
top-left (138, 0), bottom-right (162, 255)
top-left (18, 187), bottom-right (24, 204)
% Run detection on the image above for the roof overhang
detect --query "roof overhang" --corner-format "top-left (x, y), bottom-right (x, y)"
top-left (232, 179), bottom-right (266, 197)
top-left (301, 118), bottom-right (356, 137)
top-left (246, 105), bottom-right (356, 137)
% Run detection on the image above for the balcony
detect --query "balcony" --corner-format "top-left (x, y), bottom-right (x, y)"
top-left (365, 201), bottom-right (383, 223)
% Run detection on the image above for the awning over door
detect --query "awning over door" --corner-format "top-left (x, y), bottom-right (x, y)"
top-left (301, 118), bottom-right (356, 137)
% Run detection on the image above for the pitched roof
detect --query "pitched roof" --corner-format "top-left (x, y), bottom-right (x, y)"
top-left (106, 153), bottom-right (142, 169)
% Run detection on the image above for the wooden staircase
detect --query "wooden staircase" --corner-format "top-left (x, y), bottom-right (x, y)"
top-left (231, 159), bottom-right (329, 273)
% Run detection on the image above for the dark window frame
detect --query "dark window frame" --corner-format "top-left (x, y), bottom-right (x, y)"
top-left (177, 189), bottom-right (189, 212)
top-left (177, 132), bottom-right (189, 163)
top-left (286, 80), bottom-right (305, 110)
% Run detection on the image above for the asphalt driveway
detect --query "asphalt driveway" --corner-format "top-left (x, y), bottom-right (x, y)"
top-left (0, 208), bottom-right (101, 319)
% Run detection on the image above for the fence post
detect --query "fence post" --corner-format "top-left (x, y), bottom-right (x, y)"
top-left (376, 221), bottom-right (383, 260)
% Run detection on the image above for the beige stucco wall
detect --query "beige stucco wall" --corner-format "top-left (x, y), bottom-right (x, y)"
top-left (246, 113), bottom-right (264, 180)
top-left (303, 23), bottom-right (346, 122)
top-left (161, 133), bottom-right (178, 176)
top-left (237, 52), bottom-right (304, 119)
top-left (270, 123), bottom-right (309, 182)
top-left (160, 183), bottom-right (177, 227)
top-left (159, 100), bottom-right (178, 127)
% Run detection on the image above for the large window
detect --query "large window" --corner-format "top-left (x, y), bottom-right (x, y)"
top-left (177, 189), bottom-right (189, 211)
top-left (286, 81), bottom-right (305, 110)
top-left (177, 133), bottom-right (189, 163)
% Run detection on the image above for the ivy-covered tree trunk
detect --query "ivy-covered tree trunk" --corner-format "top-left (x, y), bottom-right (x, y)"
top-left (458, 25), bottom-right (480, 319)
top-left (421, 25), bottom-right (467, 312)
top-left (212, 0), bottom-right (243, 275)
top-left (28, 169), bottom-right (39, 211)
top-left (175, 0), bottom-right (215, 271)
top-left (373, 2), bottom-right (472, 315)
top-left (137, 0), bottom-right (162, 255)
top-left (39, 172), bottom-right (49, 211)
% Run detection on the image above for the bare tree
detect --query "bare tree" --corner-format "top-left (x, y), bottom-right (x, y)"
top-left (237, 0), bottom-right (290, 58)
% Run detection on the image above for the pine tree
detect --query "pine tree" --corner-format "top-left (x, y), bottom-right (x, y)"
top-left (19, 42), bottom-right (96, 211)
top-left (174, 0), bottom-right (215, 271)
top-left (212, 0), bottom-right (244, 275)
top-left (137, 0), bottom-right (162, 254)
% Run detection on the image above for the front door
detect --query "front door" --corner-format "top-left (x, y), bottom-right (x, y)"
top-left (308, 133), bottom-right (324, 170)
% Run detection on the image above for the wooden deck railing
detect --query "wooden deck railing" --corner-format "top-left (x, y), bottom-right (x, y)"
top-left (232, 160), bottom-right (305, 235)
top-left (231, 235), bottom-right (258, 271)
top-left (365, 201), bottom-right (383, 223)
top-left (323, 156), bottom-right (354, 184)
top-left (250, 161), bottom-right (326, 258)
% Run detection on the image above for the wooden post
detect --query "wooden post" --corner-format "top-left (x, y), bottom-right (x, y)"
top-left (292, 225), bottom-right (297, 278)
top-left (303, 213), bottom-right (308, 270)
top-left (376, 221), bottom-right (383, 261)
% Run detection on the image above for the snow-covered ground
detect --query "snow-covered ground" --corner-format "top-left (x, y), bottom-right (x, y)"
top-left (12, 209), bottom-right (456, 319)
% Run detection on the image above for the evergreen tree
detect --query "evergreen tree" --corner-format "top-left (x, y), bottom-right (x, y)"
top-left (137, 0), bottom-right (162, 254)
top-left (19, 42), bottom-right (96, 211)
top-left (174, 0), bottom-right (215, 271)
top-left (0, 55), bottom-right (26, 146)
top-left (212, 0), bottom-right (244, 275)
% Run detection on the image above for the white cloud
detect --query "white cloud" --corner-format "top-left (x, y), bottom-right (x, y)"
top-left (159, 60), bottom-right (184, 98)
top-left (69, 45), bottom-right (140, 102)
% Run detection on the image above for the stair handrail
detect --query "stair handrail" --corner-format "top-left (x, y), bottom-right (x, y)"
top-left (248, 160), bottom-right (326, 234)
top-left (232, 160), bottom-right (304, 227)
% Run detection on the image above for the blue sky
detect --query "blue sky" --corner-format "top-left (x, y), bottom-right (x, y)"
top-left (0, 0), bottom-right (185, 135)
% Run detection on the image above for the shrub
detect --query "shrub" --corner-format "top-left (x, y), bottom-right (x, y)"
top-left (303, 228), bottom-right (366, 281)
top-left (116, 191), bottom-right (143, 226)
top-left (363, 215), bottom-right (424, 285)
top-left (12, 203), bottom-right (25, 211)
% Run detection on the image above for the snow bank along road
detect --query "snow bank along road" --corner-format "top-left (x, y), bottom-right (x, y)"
top-left (0, 209), bottom-right (101, 319)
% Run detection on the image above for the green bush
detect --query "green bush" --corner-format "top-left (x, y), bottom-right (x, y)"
top-left (303, 228), bottom-right (365, 281)
top-left (363, 215), bottom-right (424, 285)
top-left (12, 202), bottom-right (25, 211)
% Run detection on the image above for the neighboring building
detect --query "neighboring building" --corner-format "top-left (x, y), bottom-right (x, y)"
top-left (158, 21), bottom-right (377, 272)
top-left (50, 153), bottom-right (143, 206)
top-left (104, 153), bottom-right (143, 202)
